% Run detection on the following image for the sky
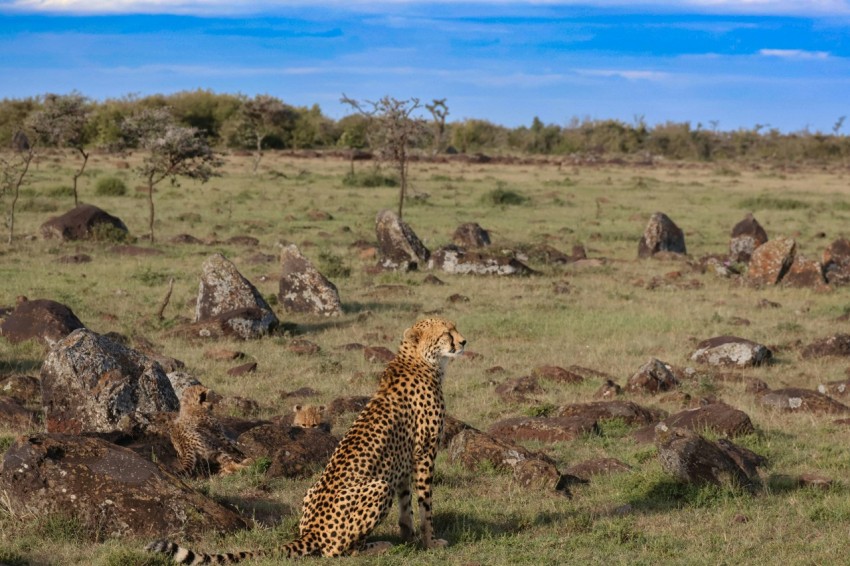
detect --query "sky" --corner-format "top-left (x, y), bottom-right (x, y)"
top-left (0, 1), bottom-right (849, 133)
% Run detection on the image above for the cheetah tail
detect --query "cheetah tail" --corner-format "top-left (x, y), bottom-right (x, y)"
top-left (145, 539), bottom-right (262, 564)
top-left (276, 531), bottom-right (324, 557)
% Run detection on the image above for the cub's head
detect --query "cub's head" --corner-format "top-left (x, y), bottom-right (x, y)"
top-left (292, 404), bottom-right (327, 429)
top-left (403, 318), bottom-right (466, 365)
top-left (180, 385), bottom-right (212, 413)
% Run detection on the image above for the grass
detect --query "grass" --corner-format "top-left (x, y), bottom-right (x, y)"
top-left (2, 150), bottom-right (850, 564)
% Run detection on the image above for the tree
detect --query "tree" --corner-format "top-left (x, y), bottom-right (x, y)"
top-left (425, 98), bottom-right (449, 156)
top-left (239, 94), bottom-right (294, 175)
top-left (0, 129), bottom-right (36, 244)
top-left (340, 94), bottom-right (427, 219)
top-left (27, 93), bottom-right (94, 206)
top-left (120, 107), bottom-right (222, 243)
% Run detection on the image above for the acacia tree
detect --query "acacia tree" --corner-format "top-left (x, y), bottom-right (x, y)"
top-left (239, 94), bottom-right (292, 175)
top-left (425, 98), bottom-right (449, 156)
top-left (27, 93), bottom-right (93, 206)
top-left (120, 107), bottom-right (221, 243)
top-left (0, 130), bottom-right (36, 244)
top-left (340, 94), bottom-right (427, 220)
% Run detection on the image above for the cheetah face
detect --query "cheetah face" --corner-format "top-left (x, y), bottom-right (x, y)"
top-left (293, 404), bottom-right (327, 428)
top-left (404, 318), bottom-right (467, 364)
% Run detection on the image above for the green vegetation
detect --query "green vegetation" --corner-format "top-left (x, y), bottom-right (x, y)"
top-left (94, 176), bottom-right (128, 196)
top-left (2, 151), bottom-right (850, 564)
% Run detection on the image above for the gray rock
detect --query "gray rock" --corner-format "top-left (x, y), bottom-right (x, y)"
top-left (626, 358), bottom-right (679, 394)
top-left (375, 209), bottom-right (430, 271)
top-left (638, 212), bottom-right (686, 258)
top-left (729, 213), bottom-right (768, 263)
top-left (428, 245), bottom-right (538, 276)
top-left (690, 336), bottom-right (772, 368)
top-left (278, 244), bottom-right (342, 316)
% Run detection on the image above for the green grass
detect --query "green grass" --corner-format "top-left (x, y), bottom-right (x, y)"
top-left (2, 151), bottom-right (850, 564)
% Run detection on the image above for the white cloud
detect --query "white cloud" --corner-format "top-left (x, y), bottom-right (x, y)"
top-left (576, 69), bottom-right (670, 81)
top-left (759, 49), bottom-right (831, 60)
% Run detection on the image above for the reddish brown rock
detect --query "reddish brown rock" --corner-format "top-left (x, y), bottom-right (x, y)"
top-left (783, 255), bottom-right (827, 289)
top-left (532, 365), bottom-right (584, 384)
top-left (801, 334), bottom-right (850, 359)
top-left (452, 222), bottom-right (491, 248)
top-left (227, 362), bottom-right (257, 376)
top-left (556, 400), bottom-right (666, 426)
top-left (487, 415), bottom-right (599, 443)
top-left (594, 379), bottom-right (623, 399)
top-left (238, 424), bottom-right (339, 479)
top-left (746, 237), bottom-right (796, 285)
top-left (638, 212), bottom-right (686, 258)
top-left (287, 339), bottom-right (321, 355)
top-left (823, 238), bottom-right (850, 285)
top-left (0, 397), bottom-right (39, 430)
top-left (495, 375), bottom-right (543, 403)
top-left (757, 387), bottom-right (850, 414)
top-left (633, 403), bottom-right (754, 443)
top-left (626, 358), bottom-right (679, 394)
top-left (0, 298), bottom-right (85, 347)
top-left (729, 213), bottom-right (768, 263)
top-left (204, 348), bottom-right (244, 361)
top-left (375, 209), bottom-right (430, 271)
top-left (0, 375), bottom-right (41, 407)
top-left (326, 396), bottom-right (370, 417)
top-left (278, 244), bottom-right (343, 317)
top-left (818, 379), bottom-right (850, 397)
top-left (40, 204), bottom-right (129, 241)
top-left (363, 346), bottom-right (395, 363)
top-left (564, 458), bottom-right (632, 480)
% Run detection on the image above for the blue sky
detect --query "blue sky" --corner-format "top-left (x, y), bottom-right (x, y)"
top-left (1, 1), bottom-right (849, 133)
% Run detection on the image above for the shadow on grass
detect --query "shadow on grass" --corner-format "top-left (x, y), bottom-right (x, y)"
top-left (0, 358), bottom-right (42, 375)
top-left (434, 509), bottom-right (574, 543)
top-left (217, 495), bottom-right (295, 528)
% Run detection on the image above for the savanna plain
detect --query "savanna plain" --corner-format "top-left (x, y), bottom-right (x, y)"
top-left (2, 150), bottom-right (850, 565)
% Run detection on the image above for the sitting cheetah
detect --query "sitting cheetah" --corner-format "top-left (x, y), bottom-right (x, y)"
top-left (169, 384), bottom-right (249, 476)
top-left (148, 317), bottom-right (466, 562)
top-left (292, 404), bottom-right (327, 429)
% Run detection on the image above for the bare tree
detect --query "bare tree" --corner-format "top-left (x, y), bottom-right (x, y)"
top-left (340, 94), bottom-right (427, 219)
top-left (425, 98), bottom-right (449, 156)
top-left (120, 107), bottom-right (222, 243)
top-left (27, 93), bottom-right (93, 206)
top-left (0, 130), bottom-right (36, 244)
top-left (240, 94), bottom-right (292, 175)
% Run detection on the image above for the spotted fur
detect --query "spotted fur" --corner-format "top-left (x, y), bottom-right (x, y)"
top-left (147, 317), bottom-right (466, 562)
top-left (169, 384), bottom-right (249, 476)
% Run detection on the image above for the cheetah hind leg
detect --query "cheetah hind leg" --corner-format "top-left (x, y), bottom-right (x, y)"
top-left (322, 478), bottom-right (395, 557)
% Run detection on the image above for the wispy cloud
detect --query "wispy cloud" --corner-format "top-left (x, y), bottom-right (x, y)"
top-left (576, 69), bottom-right (671, 81)
top-left (759, 48), bottom-right (831, 59)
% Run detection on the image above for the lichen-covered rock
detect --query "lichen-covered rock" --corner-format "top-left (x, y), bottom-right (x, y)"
top-left (278, 244), bottom-right (342, 316)
top-left (801, 334), bottom-right (850, 359)
top-left (487, 415), bottom-right (599, 443)
top-left (40, 329), bottom-right (178, 434)
top-left (746, 237), bottom-right (795, 285)
top-left (782, 255), bottom-right (827, 289)
top-left (565, 458), bottom-right (632, 480)
top-left (822, 238), bottom-right (850, 285)
top-left (0, 298), bottom-right (85, 347)
top-left (0, 433), bottom-right (248, 539)
top-left (428, 245), bottom-right (538, 276)
top-left (194, 253), bottom-right (278, 339)
top-left (39, 204), bottom-right (128, 241)
top-left (452, 222), bottom-right (491, 248)
top-left (634, 402), bottom-right (754, 443)
top-left (690, 336), bottom-right (772, 368)
top-left (556, 400), bottom-right (666, 426)
top-left (626, 358), bottom-right (679, 394)
top-left (375, 209), bottom-right (430, 271)
top-left (729, 213), bottom-right (768, 263)
top-left (638, 212), bottom-right (686, 258)
top-left (757, 387), bottom-right (850, 414)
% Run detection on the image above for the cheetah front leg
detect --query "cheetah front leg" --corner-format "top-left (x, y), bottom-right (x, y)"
top-left (397, 486), bottom-right (415, 542)
top-left (414, 455), bottom-right (447, 549)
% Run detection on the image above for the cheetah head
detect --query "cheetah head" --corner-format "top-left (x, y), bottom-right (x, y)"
top-left (293, 404), bottom-right (327, 428)
top-left (403, 318), bottom-right (466, 366)
top-left (180, 384), bottom-right (211, 409)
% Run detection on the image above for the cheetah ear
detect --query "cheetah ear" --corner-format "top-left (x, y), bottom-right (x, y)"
top-left (198, 390), bottom-right (207, 403)
top-left (318, 405), bottom-right (326, 412)
top-left (293, 405), bottom-right (302, 412)
top-left (403, 326), bottom-right (421, 343)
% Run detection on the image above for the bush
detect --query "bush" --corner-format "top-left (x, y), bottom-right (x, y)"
top-left (95, 176), bottom-right (128, 196)
top-left (342, 169), bottom-right (397, 188)
top-left (318, 250), bottom-right (352, 279)
top-left (483, 186), bottom-right (528, 206)
top-left (90, 222), bottom-right (128, 243)
top-left (47, 186), bottom-right (74, 198)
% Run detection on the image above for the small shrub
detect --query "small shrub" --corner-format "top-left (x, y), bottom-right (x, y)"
top-left (318, 249), bottom-right (352, 279)
top-left (47, 186), bottom-right (75, 198)
top-left (132, 268), bottom-right (172, 287)
top-left (90, 222), bottom-right (128, 243)
top-left (342, 169), bottom-right (397, 187)
top-left (95, 176), bottom-right (128, 196)
top-left (483, 185), bottom-right (528, 206)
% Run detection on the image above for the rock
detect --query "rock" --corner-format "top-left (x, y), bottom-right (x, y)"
top-left (729, 213), bottom-right (768, 263)
top-left (428, 245), bottom-right (538, 276)
top-left (594, 379), bottom-right (623, 399)
top-left (194, 253), bottom-right (279, 339)
top-left (531, 365), bottom-right (584, 384)
top-left (782, 255), bottom-right (827, 289)
top-left (326, 396), bottom-right (370, 417)
top-left (0, 397), bottom-right (39, 430)
top-left (441, 414), bottom-right (475, 448)
top-left (287, 339), bottom-right (321, 355)
top-left (555, 400), bottom-right (665, 426)
top-left (40, 329), bottom-right (178, 434)
top-left (185, 308), bottom-right (280, 341)
top-left (633, 403), bottom-right (755, 443)
top-left (512, 458), bottom-right (565, 492)
top-left (109, 245), bottom-right (162, 256)
top-left (423, 274), bottom-right (445, 285)
top-left (453, 222), bottom-right (491, 248)
top-left (488, 415), bottom-right (598, 443)
top-left (626, 358), bottom-right (679, 394)
top-left (170, 233), bottom-right (204, 245)
top-left (364, 346), bottom-right (395, 364)
top-left (822, 238), bottom-right (850, 285)
top-left (818, 379), bottom-right (850, 397)
top-left (654, 424), bottom-right (761, 488)
top-left (0, 433), bottom-right (247, 538)
top-left (165, 371), bottom-right (203, 401)
top-left (55, 253), bottom-right (92, 264)
top-left (564, 458), bottom-right (632, 480)
top-left (495, 375), bottom-right (543, 403)
top-left (225, 235), bottom-right (259, 246)
top-left (375, 209), bottom-right (430, 271)
top-left (690, 336), bottom-right (772, 368)
top-left (0, 375), bottom-right (41, 407)
top-left (227, 362), bottom-right (257, 376)
top-left (0, 298), bottom-right (85, 347)
top-left (757, 387), bottom-right (850, 414)
top-left (801, 334), bottom-right (850, 358)
top-left (527, 244), bottom-right (573, 266)
top-left (638, 212), bottom-right (686, 258)
top-left (237, 423), bottom-right (338, 479)
top-left (39, 204), bottom-right (129, 241)
top-left (204, 348), bottom-right (244, 361)
top-left (746, 237), bottom-right (796, 285)
top-left (278, 244), bottom-right (343, 317)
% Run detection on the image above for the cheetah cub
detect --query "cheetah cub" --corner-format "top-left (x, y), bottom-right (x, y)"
top-left (169, 384), bottom-right (250, 475)
top-left (292, 404), bottom-right (327, 429)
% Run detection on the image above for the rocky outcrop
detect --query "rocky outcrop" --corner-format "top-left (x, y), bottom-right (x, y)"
top-left (634, 402), bottom-right (755, 443)
top-left (782, 255), bottom-right (827, 288)
top-left (487, 415), bottom-right (599, 443)
top-left (690, 336), bottom-right (772, 368)
top-left (238, 423), bottom-right (338, 478)
top-left (428, 245), bottom-right (538, 276)
top-left (375, 209), bottom-right (430, 271)
top-left (729, 213), bottom-right (768, 263)
top-left (0, 298), bottom-right (85, 347)
top-left (452, 222), bottom-right (491, 248)
top-left (278, 244), bottom-right (343, 316)
top-left (40, 329), bottom-right (178, 434)
top-left (39, 204), bottom-right (128, 241)
top-left (746, 237), bottom-right (795, 285)
top-left (638, 212), bottom-right (686, 258)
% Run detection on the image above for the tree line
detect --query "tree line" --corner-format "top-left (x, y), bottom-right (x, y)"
top-left (1, 90), bottom-right (849, 164)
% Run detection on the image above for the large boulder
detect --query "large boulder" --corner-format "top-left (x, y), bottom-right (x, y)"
top-left (0, 298), bottom-right (85, 347)
top-left (746, 237), bottom-right (795, 285)
top-left (428, 245), bottom-right (538, 276)
top-left (39, 204), bottom-right (129, 241)
top-left (782, 255), bottom-right (827, 289)
top-left (40, 329), bottom-right (178, 434)
top-left (375, 209), bottom-right (430, 271)
top-left (277, 244), bottom-right (343, 317)
top-left (626, 358), bottom-right (679, 394)
top-left (633, 402), bottom-right (755, 443)
top-left (452, 222), bottom-right (491, 248)
top-left (0, 433), bottom-right (248, 539)
top-left (729, 213), bottom-right (768, 263)
top-left (822, 238), bottom-right (850, 285)
top-left (237, 423), bottom-right (338, 479)
top-left (194, 253), bottom-right (279, 339)
top-left (690, 336), bottom-right (772, 368)
top-left (638, 212), bottom-right (686, 258)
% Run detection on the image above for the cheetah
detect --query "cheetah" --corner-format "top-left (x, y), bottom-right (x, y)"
top-left (148, 317), bottom-right (466, 562)
top-left (169, 384), bottom-right (249, 476)
top-left (292, 404), bottom-right (327, 429)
